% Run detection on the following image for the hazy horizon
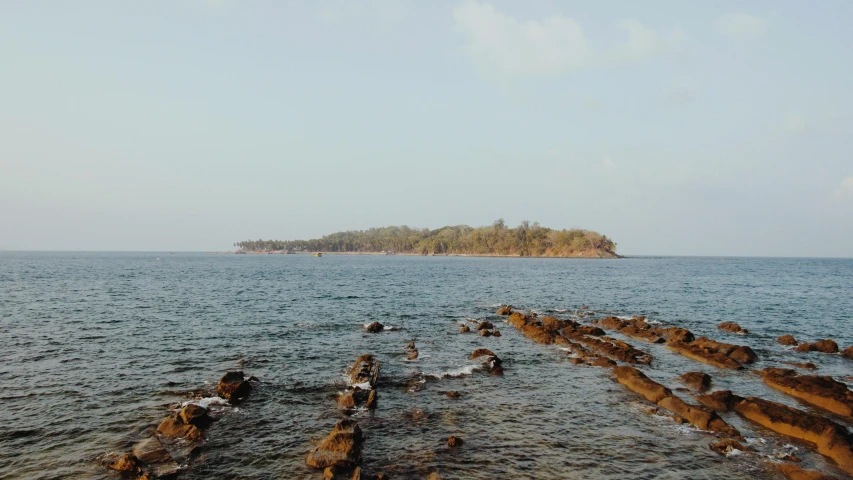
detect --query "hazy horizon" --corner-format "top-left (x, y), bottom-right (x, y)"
top-left (2, 1), bottom-right (852, 257)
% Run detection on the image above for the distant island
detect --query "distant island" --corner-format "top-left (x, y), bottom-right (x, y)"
top-left (234, 219), bottom-right (619, 258)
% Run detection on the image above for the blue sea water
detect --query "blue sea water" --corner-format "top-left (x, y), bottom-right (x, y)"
top-left (1, 253), bottom-right (851, 479)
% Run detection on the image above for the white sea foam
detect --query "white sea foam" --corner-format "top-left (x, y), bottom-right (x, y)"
top-left (351, 381), bottom-right (373, 390)
top-left (553, 309), bottom-right (568, 313)
top-left (726, 449), bottom-right (744, 457)
top-left (182, 396), bottom-right (229, 409)
top-left (383, 325), bottom-right (400, 331)
top-left (424, 364), bottom-right (480, 379)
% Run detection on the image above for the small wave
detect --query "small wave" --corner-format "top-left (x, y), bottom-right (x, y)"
top-left (424, 364), bottom-right (480, 379)
top-left (182, 396), bottom-right (230, 409)
top-left (552, 309), bottom-right (568, 313)
top-left (383, 325), bottom-right (400, 331)
top-left (351, 381), bottom-right (373, 390)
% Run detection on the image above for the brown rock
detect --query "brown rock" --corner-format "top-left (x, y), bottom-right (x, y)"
top-left (782, 361), bottom-right (818, 370)
top-left (105, 453), bottom-right (142, 473)
top-left (566, 335), bottom-right (652, 365)
top-left (695, 390), bottom-right (739, 412)
top-left (337, 391), bottom-right (356, 408)
top-left (447, 436), bottom-right (463, 447)
top-left (406, 342), bottom-right (416, 349)
top-left (492, 330), bottom-right (502, 337)
top-left (679, 372), bottom-right (711, 391)
top-left (157, 416), bottom-right (203, 441)
top-left (459, 325), bottom-right (471, 333)
top-left (365, 390), bottom-right (377, 410)
top-left (306, 420), bottom-right (365, 469)
top-left (178, 404), bottom-right (211, 428)
top-left (365, 321), bottom-right (384, 333)
top-left (348, 354), bottom-right (380, 389)
top-left (476, 321), bottom-right (494, 330)
top-left (841, 346), bottom-right (853, 360)
top-left (587, 357), bottom-right (616, 368)
top-left (729, 345), bottom-right (758, 364)
top-left (778, 334), bottom-right (798, 346)
top-left (796, 339), bottom-right (840, 354)
top-left (709, 438), bottom-right (749, 455)
top-left (718, 321), bottom-right (749, 335)
top-left (445, 391), bottom-right (460, 398)
top-left (776, 463), bottom-right (839, 480)
top-left (478, 329), bottom-right (492, 337)
top-left (407, 349), bottom-right (419, 360)
top-left (497, 305), bottom-right (513, 315)
top-left (733, 396), bottom-right (853, 475)
top-left (666, 340), bottom-right (744, 369)
top-left (217, 371), bottom-right (252, 401)
top-left (612, 366), bottom-right (672, 403)
top-left (756, 368), bottom-right (853, 418)
top-left (470, 348), bottom-right (496, 360)
top-left (132, 437), bottom-right (179, 478)
top-left (427, 472), bottom-right (443, 480)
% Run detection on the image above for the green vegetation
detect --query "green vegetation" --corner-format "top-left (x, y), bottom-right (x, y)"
top-left (235, 219), bottom-right (618, 257)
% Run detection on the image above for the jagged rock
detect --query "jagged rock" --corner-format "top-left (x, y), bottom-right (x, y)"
top-left (157, 415), bottom-right (203, 441)
top-left (718, 322), bottom-right (748, 335)
top-left (178, 404), bottom-right (211, 428)
top-left (756, 368), bottom-right (853, 418)
top-left (306, 420), bottom-right (364, 469)
top-left (565, 334), bottom-right (652, 365)
top-left (476, 321), bottom-right (494, 330)
top-left (216, 371), bottom-right (252, 401)
top-left (348, 355), bottom-right (380, 389)
top-left (365, 322), bottom-right (384, 333)
top-left (709, 438), bottom-right (749, 455)
top-left (459, 325), bottom-right (471, 333)
top-left (732, 396), bottom-right (853, 475)
top-left (795, 339), bottom-right (840, 354)
top-left (778, 334), bottom-right (798, 346)
top-left (776, 463), bottom-right (839, 480)
top-left (679, 372), bottom-right (711, 391)
top-left (447, 436), bottom-right (463, 447)
top-left (497, 305), bottom-right (513, 315)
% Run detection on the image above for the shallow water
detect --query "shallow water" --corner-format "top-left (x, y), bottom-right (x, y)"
top-left (1, 253), bottom-right (852, 479)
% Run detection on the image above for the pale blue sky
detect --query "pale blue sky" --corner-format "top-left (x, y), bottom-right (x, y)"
top-left (2, 1), bottom-right (852, 256)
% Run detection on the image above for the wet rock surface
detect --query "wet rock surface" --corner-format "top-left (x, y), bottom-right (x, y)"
top-left (306, 420), bottom-right (365, 470)
top-left (717, 321), bottom-right (748, 335)
top-left (678, 371), bottom-right (711, 391)
top-left (216, 371), bottom-right (252, 401)
top-left (796, 339), bottom-right (840, 354)
top-left (776, 463), bottom-right (839, 480)
top-left (778, 334), bottom-right (799, 346)
top-left (365, 321), bottom-right (384, 333)
top-left (756, 368), bottom-right (853, 418)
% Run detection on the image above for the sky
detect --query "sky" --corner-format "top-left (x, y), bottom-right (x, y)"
top-left (1, 0), bottom-right (852, 256)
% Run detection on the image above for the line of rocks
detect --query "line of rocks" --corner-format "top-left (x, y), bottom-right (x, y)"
top-left (778, 335), bottom-right (853, 360)
top-left (103, 371), bottom-right (255, 479)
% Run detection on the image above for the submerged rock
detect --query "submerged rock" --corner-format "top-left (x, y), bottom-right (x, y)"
top-left (459, 325), bottom-right (471, 333)
top-left (778, 334), bottom-right (799, 346)
top-left (478, 329), bottom-right (492, 337)
top-left (756, 368), bottom-right (853, 418)
top-left (306, 420), bottom-right (365, 470)
top-left (446, 436), bottom-right (463, 447)
top-left (718, 322), bottom-right (748, 335)
top-left (709, 438), bottom-right (749, 455)
top-left (365, 322), bottom-right (384, 333)
top-left (695, 390), bottom-right (739, 412)
top-left (444, 391), bottom-right (461, 398)
top-left (132, 437), bottom-right (180, 478)
top-left (407, 349), bottom-right (419, 360)
top-left (782, 361), bottom-right (818, 370)
top-left (497, 305), bottom-right (513, 315)
top-left (776, 463), bottom-right (839, 480)
top-left (842, 346), bottom-right (853, 360)
top-left (216, 371), bottom-right (252, 401)
top-left (795, 339), bottom-right (840, 354)
top-left (104, 453), bottom-right (142, 473)
top-left (492, 330), bottom-right (502, 337)
top-left (476, 321), bottom-right (494, 330)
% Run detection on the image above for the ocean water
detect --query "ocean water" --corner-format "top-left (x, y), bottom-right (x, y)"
top-left (1, 253), bottom-right (852, 479)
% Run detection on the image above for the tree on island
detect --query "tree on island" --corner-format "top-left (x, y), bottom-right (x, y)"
top-left (235, 220), bottom-right (617, 258)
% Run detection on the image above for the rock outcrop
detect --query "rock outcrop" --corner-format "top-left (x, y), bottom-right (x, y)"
top-left (365, 322), bottom-right (384, 333)
top-left (795, 339), bottom-right (840, 354)
top-left (717, 322), bottom-right (748, 335)
top-left (217, 371), bottom-right (252, 401)
top-left (666, 337), bottom-right (756, 369)
top-left (776, 463), bottom-right (839, 480)
top-left (611, 366), bottom-right (740, 438)
top-left (679, 372), bottom-right (711, 391)
top-left (306, 420), bottom-right (365, 470)
top-left (778, 334), bottom-right (798, 346)
top-left (756, 368), bottom-right (853, 418)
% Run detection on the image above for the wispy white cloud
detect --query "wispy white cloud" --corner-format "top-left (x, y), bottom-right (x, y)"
top-left (452, 1), bottom-right (684, 77)
top-left (716, 13), bottom-right (769, 41)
